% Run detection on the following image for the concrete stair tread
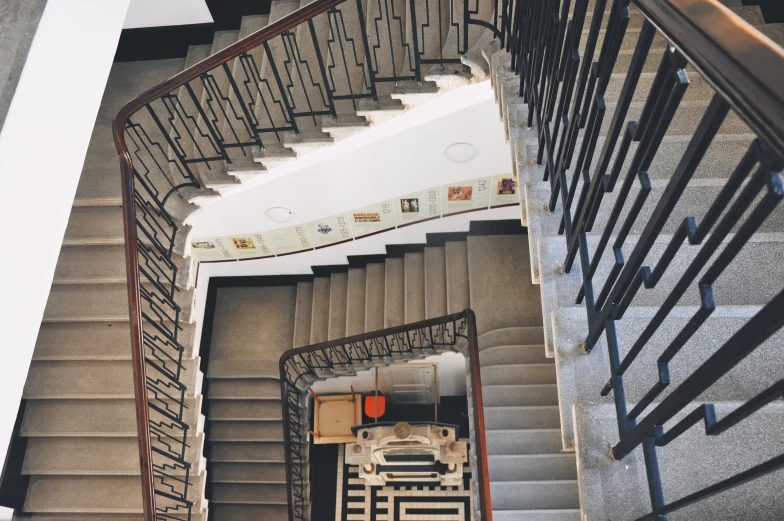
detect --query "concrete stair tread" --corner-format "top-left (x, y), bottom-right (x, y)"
top-left (209, 420), bottom-right (283, 442)
top-left (364, 263), bottom-right (385, 332)
top-left (483, 384), bottom-right (559, 407)
top-left (210, 462), bottom-right (286, 483)
top-left (486, 429), bottom-right (570, 455)
top-left (211, 504), bottom-right (288, 521)
top-left (485, 406), bottom-right (562, 430)
top-left (490, 509), bottom-right (581, 521)
top-left (211, 483), bottom-right (287, 504)
top-left (488, 454), bottom-right (577, 482)
top-left (480, 363), bottom-right (557, 385)
top-left (490, 480), bottom-right (580, 510)
top-left (208, 400), bottom-right (282, 421)
top-left (23, 358), bottom-right (199, 399)
top-left (207, 378), bottom-right (281, 400)
top-left (479, 344), bottom-right (551, 366)
top-left (21, 397), bottom-right (200, 437)
top-left (22, 436), bottom-right (203, 475)
top-left (209, 441), bottom-right (285, 463)
top-left (478, 326), bottom-right (545, 349)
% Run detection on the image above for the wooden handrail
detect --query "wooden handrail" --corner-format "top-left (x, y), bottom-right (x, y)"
top-left (278, 310), bottom-right (493, 521)
top-left (634, 0), bottom-right (784, 159)
top-left (112, 1), bottom-right (350, 518)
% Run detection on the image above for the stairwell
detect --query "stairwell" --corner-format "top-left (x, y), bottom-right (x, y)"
top-left (8, 0), bottom-right (503, 517)
top-left (203, 229), bottom-right (580, 521)
top-left (7, 0), bottom-right (784, 518)
top-left (488, 0), bottom-right (784, 518)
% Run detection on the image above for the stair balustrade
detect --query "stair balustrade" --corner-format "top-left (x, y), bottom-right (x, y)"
top-left (112, 0), bottom-right (503, 518)
top-left (505, 0), bottom-right (784, 519)
top-left (279, 310), bottom-right (491, 521)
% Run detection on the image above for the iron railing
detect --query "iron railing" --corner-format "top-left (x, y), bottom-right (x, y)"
top-left (279, 310), bottom-right (491, 521)
top-left (112, 0), bottom-right (501, 518)
top-left (506, 0), bottom-right (784, 519)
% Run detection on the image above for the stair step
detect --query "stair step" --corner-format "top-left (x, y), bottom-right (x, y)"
top-left (468, 235), bottom-right (541, 334)
top-left (211, 483), bottom-right (287, 504)
top-left (480, 364), bottom-right (556, 385)
top-left (488, 454), bottom-right (577, 481)
top-left (207, 379), bottom-right (280, 400)
top-left (212, 504), bottom-right (288, 521)
top-left (43, 284), bottom-right (128, 320)
top-left (490, 480), bottom-right (580, 510)
top-left (486, 429), bottom-right (566, 456)
top-left (25, 475), bottom-right (144, 513)
top-left (404, 252), bottom-right (425, 323)
top-left (293, 281), bottom-right (314, 348)
top-left (491, 509), bottom-right (581, 521)
top-left (346, 268), bottom-right (367, 336)
top-left (209, 421), bottom-right (284, 442)
top-left (24, 359), bottom-right (198, 399)
top-left (384, 258), bottom-right (405, 327)
top-left (424, 247), bottom-right (447, 318)
top-left (208, 400), bottom-right (282, 421)
top-left (22, 436), bottom-right (202, 475)
top-left (54, 245), bottom-right (126, 283)
top-left (32, 321), bottom-right (137, 360)
top-left (310, 277), bottom-right (331, 344)
top-left (328, 272), bottom-right (348, 340)
top-left (210, 462), bottom-right (286, 483)
top-left (479, 327), bottom-right (545, 349)
top-left (483, 385), bottom-right (559, 407)
top-left (364, 263), bottom-right (386, 332)
top-left (485, 406), bottom-right (561, 430)
top-left (445, 241), bottom-right (470, 314)
top-left (21, 398), bottom-right (200, 437)
top-left (210, 442), bottom-right (285, 463)
top-left (63, 206), bottom-right (124, 245)
top-left (479, 344), bottom-right (550, 366)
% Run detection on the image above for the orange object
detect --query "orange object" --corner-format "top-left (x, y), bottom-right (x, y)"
top-left (364, 395), bottom-right (386, 419)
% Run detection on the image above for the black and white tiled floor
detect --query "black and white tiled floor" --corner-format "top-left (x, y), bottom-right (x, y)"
top-left (336, 444), bottom-right (474, 521)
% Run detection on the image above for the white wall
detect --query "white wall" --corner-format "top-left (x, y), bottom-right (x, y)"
top-left (124, 0), bottom-right (213, 29)
top-left (0, 2), bottom-right (131, 513)
top-left (311, 351), bottom-right (468, 397)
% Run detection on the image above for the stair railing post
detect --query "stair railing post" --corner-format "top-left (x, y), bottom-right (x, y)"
top-left (116, 151), bottom-right (157, 521)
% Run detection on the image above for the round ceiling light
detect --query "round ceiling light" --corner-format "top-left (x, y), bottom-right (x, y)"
top-left (266, 206), bottom-right (293, 223)
top-left (444, 143), bottom-right (477, 163)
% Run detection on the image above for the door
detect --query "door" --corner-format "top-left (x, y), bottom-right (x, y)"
top-left (379, 363), bottom-right (437, 404)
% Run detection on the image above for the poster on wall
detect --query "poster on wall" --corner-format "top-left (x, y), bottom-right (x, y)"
top-left (306, 213), bottom-right (354, 248)
top-left (350, 200), bottom-right (396, 238)
top-left (394, 187), bottom-right (441, 226)
top-left (442, 176), bottom-right (492, 215)
top-left (224, 233), bottom-right (276, 260)
top-left (190, 237), bottom-right (236, 262)
top-left (266, 224), bottom-right (313, 255)
top-left (489, 174), bottom-right (519, 207)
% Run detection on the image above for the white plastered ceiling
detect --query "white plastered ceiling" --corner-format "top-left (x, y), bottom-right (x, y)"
top-left (124, 0), bottom-right (213, 29)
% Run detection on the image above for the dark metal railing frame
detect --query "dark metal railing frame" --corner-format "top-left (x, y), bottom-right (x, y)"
top-left (112, 0), bottom-right (504, 518)
top-left (278, 310), bottom-right (492, 521)
top-left (505, 0), bottom-right (784, 519)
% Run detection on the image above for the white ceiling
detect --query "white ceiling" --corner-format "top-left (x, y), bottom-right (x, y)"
top-left (123, 0), bottom-right (213, 29)
top-left (189, 82), bottom-right (513, 238)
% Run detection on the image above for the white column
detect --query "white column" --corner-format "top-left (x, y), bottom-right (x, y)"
top-left (0, 0), bottom-right (132, 501)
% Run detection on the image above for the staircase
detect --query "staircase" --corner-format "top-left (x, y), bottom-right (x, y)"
top-left (9, 0), bottom-right (503, 517)
top-left (203, 229), bottom-right (580, 520)
top-left (7, 0), bottom-right (784, 518)
top-left (488, 0), bottom-right (784, 518)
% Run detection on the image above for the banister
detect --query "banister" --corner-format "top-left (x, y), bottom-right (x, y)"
top-left (113, 1), bottom-right (351, 518)
top-left (633, 0), bottom-right (784, 159)
top-left (112, 0), bottom-right (347, 145)
top-left (278, 310), bottom-right (493, 521)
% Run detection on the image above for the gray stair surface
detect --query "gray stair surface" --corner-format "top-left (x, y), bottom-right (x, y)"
top-left (488, 1), bottom-right (784, 519)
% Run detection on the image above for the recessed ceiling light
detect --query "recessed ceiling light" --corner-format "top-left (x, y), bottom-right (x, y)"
top-left (266, 206), bottom-right (293, 223)
top-left (444, 143), bottom-right (477, 163)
